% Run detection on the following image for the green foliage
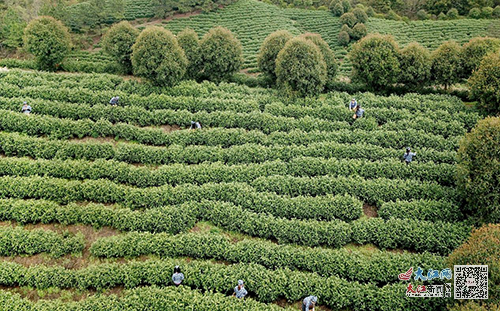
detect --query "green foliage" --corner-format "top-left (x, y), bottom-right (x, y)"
top-left (102, 21), bottom-right (139, 74)
top-left (131, 26), bottom-right (187, 86)
top-left (0, 6), bottom-right (26, 48)
top-left (447, 8), bottom-right (459, 19)
top-left (257, 30), bottom-right (293, 81)
top-left (468, 53), bottom-right (500, 112)
top-left (386, 9), bottom-right (401, 20)
top-left (457, 117), bottom-right (500, 223)
top-left (349, 34), bottom-right (401, 90)
top-left (493, 5), bottom-right (500, 17)
top-left (398, 42), bottom-right (432, 89)
top-left (331, 2), bottom-right (344, 16)
top-left (460, 37), bottom-right (500, 78)
top-left (438, 12), bottom-right (447, 20)
top-left (340, 12), bottom-right (357, 27)
top-left (341, 0), bottom-right (351, 12)
top-left (447, 224), bottom-right (500, 303)
top-left (469, 7), bottom-right (482, 18)
top-left (417, 9), bottom-right (428, 19)
top-left (366, 6), bottom-right (375, 17)
top-left (338, 30), bottom-right (350, 46)
top-left (275, 37), bottom-right (327, 97)
top-left (379, 199), bottom-right (463, 222)
top-left (200, 26), bottom-right (243, 82)
top-left (430, 40), bottom-right (462, 89)
top-left (177, 28), bottom-right (203, 80)
top-left (481, 6), bottom-right (493, 18)
top-left (23, 16), bottom-right (71, 71)
top-left (351, 23), bottom-right (367, 40)
top-left (352, 7), bottom-right (368, 23)
top-left (300, 33), bottom-right (338, 82)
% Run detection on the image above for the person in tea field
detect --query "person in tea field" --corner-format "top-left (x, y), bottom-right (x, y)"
top-left (233, 279), bottom-right (248, 299)
top-left (172, 265), bottom-right (184, 286)
top-left (189, 121), bottom-right (202, 130)
top-left (349, 98), bottom-right (358, 111)
top-left (403, 147), bottom-right (417, 164)
top-left (302, 295), bottom-right (318, 311)
top-left (109, 96), bottom-right (119, 106)
top-left (353, 104), bottom-right (364, 119)
top-left (21, 101), bottom-right (32, 115)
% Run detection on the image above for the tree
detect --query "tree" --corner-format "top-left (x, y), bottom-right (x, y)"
top-left (275, 37), bottom-right (327, 97)
top-left (177, 28), bottom-right (203, 80)
top-left (102, 21), bottom-right (139, 74)
top-left (349, 33), bottom-right (401, 89)
top-left (447, 7), bottom-right (459, 18)
top-left (431, 40), bottom-right (462, 89)
top-left (131, 26), bottom-right (187, 86)
top-left (338, 30), bottom-right (350, 46)
top-left (447, 224), bottom-right (500, 303)
top-left (457, 117), bottom-right (500, 223)
top-left (0, 6), bottom-right (26, 48)
top-left (416, 9), bottom-right (428, 19)
top-left (340, 12), bottom-right (357, 27)
top-left (351, 23), bottom-right (367, 40)
top-left (398, 42), bottom-right (431, 89)
top-left (352, 7), bottom-right (368, 22)
top-left (482, 6), bottom-right (494, 18)
top-left (460, 37), bottom-right (500, 78)
top-left (468, 53), bottom-right (500, 113)
top-left (469, 7), bottom-right (482, 18)
top-left (199, 26), bottom-right (243, 82)
top-left (257, 30), bottom-right (293, 81)
top-left (331, 2), bottom-right (344, 16)
top-left (341, 0), bottom-right (351, 12)
top-left (494, 5), bottom-right (500, 17)
top-left (300, 33), bottom-right (337, 82)
top-left (23, 16), bottom-right (70, 71)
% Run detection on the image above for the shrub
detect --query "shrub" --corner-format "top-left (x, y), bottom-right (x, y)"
top-left (1, 7), bottom-right (26, 49)
top-left (351, 23), bottom-right (367, 40)
top-left (352, 7), bottom-right (368, 23)
top-left (398, 42), bottom-right (432, 89)
top-left (300, 33), bottom-right (337, 82)
top-left (200, 26), bottom-right (243, 82)
top-left (366, 6), bottom-right (375, 17)
top-left (338, 31), bottom-right (350, 46)
top-left (341, 24), bottom-right (352, 35)
top-left (447, 8), bottom-right (459, 19)
top-left (457, 117), bottom-right (500, 223)
top-left (493, 5), bottom-right (500, 18)
top-left (341, 0), bottom-right (351, 12)
top-left (468, 54), bottom-right (500, 112)
top-left (417, 9), bottom-right (428, 20)
top-left (438, 12), bottom-right (447, 20)
top-left (257, 30), bottom-right (293, 81)
top-left (275, 37), bottom-right (327, 97)
top-left (331, 1), bottom-right (344, 16)
top-left (447, 224), bottom-right (500, 303)
top-left (386, 10), bottom-right (401, 20)
top-left (340, 12), bottom-right (357, 27)
top-left (431, 40), bottom-right (462, 89)
top-left (469, 7), bottom-right (481, 18)
top-left (102, 21), bottom-right (139, 74)
top-left (23, 16), bottom-right (71, 71)
top-left (349, 34), bottom-right (400, 90)
top-left (481, 6), bottom-right (493, 18)
top-left (131, 26), bottom-right (187, 86)
top-left (460, 37), bottom-right (500, 78)
top-left (177, 28), bottom-right (202, 80)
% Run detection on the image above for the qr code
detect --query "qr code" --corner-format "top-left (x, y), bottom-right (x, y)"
top-left (454, 265), bottom-right (488, 299)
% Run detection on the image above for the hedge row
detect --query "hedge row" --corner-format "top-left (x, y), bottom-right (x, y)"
top-left (0, 132), bottom-right (457, 165)
top-left (0, 225), bottom-right (84, 257)
top-left (250, 175), bottom-right (458, 206)
top-left (0, 102), bottom-right (460, 151)
top-left (0, 175), bottom-right (362, 222)
top-left (0, 155), bottom-right (456, 188)
top-left (90, 231), bottom-right (445, 284)
top-left (0, 286), bottom-right (293, 311)
top-left (0, 259), bottom-right (447, 310)
top-left (379, 199), bottom-right (464, 222)
top-left (0, 199), bottom-right (195, 234)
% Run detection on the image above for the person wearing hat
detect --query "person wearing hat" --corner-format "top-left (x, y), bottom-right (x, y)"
top-left (189, 121), bottom-right (202, 130)
top-left (233, 279), bottom-right (248, 299)
top-left (302, 295), bottom-right (318, 311)
top-left (353, 104), bottom-right (364, 119)
top-left (109, 96), bottom-right (119, 106)
top-left (172, 265), bottom-right (184, 286)
top-left (349, 98), bottom-right (358, 111)
top-left (403, 147), bottom-right (417, 165)
top-left (21, 102), bottom-right (32, 115)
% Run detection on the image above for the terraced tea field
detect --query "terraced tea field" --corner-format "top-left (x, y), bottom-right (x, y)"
top-left (0, 68), bottom-right (479, 309)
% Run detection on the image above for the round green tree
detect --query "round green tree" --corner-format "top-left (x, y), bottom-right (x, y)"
top-left (102, 21), bottom-right (139, 74)
top-left (431, 40), bottom-right (462, 89)
top-left (349, 33), bottom-right (401, 90)
top-left (275, 37), bottom-right (327, 97)
top-left (398, 42), bottom-right (431, 89)
top-left (131, 26), bottom-right (187, 86)
top-left (468, 53), bottom-right (500, 113)
top-left (300, 33), bottom-right (337, 83)
top-left (331, 2), bottom-right (344, 16)
top-left (338, 30), bottom-right (350, 46)
top-left (352, 7), bottom-right (368, 23)
top-left (257, 30), bottom-right (293, 81)
top-left (351, 23), bottom-right (367, 40)
top-left (460, 37), bottom-right (500, 78)
top-left (447, 8), bottom-right (459, 19)
top-left (469, 7), bottom-right (482, 18)
top-left (177, 28), bottom-right (202, 80)
top-left (200, 26), bottom-right (243, 82)
top-left (340, 12), bottom-right (357, 27)
top-left (23, 16), bottom-right (71, 71)
top-left (457, 117), bottom-right (500, 223)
